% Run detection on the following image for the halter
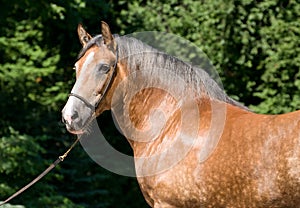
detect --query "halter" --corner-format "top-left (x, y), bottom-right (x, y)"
top-left (69, 45), bottom-right (119, 110)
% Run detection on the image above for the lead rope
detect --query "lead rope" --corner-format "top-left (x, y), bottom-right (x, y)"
top-left (0, 136), bottom-right (81, 206)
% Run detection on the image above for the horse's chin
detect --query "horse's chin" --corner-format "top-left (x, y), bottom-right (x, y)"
top-left (66, 125), bottom-right (86, 135)
top-left (67, 129), bottom-right (85, 135)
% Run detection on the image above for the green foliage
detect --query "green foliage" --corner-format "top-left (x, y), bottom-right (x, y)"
top-left (0, 18), bottom-right (62, 111)
top-left (117, 0), bottom-right (300, 114)
top-left (252, 1), bottom-right (300, 113)
top-left (0, 203), bottom-right (25, 208)
top-left (1, 0), bottom-right (300, 207)
top-left (0, 128), bottom-right (80, 207)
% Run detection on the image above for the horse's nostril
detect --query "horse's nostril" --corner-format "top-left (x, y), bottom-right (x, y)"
top-left (71, 111), bottom-right (79, 120)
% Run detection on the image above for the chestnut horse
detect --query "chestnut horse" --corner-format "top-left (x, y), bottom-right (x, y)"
top-left (62, 21), bottom-right (300, 207)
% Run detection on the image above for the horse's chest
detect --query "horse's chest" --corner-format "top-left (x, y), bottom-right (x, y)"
top-left (137, 164), bottom-right (205, 207)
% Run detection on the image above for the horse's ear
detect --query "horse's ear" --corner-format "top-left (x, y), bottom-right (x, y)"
top-left (101, 21), bottom-right (115, 50)
top-left (77, 24), bottom-right (92, 47)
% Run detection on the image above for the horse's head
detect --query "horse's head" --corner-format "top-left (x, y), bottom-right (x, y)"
top-left (62, 21), bottom-right (118, 134)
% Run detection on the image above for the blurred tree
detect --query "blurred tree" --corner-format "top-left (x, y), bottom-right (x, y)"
top-left (117, 0), bottom-right (300, 114)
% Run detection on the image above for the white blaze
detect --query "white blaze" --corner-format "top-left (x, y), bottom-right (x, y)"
top-left (72, 51), bottom-right (95, 93)
top-left (63, 51), bottom-right (95, 117)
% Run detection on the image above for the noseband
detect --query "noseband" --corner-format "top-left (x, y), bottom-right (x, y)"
top-left (69, 45), bottom-right (119, 111)
top-left (68, 93), bottom-right (95, 110)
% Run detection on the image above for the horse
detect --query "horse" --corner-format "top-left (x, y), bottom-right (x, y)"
top-left (62, 21), bottom-right (300, 207)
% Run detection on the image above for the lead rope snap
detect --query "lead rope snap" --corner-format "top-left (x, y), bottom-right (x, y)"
top-left (59, 136), bottom-right (80, 161)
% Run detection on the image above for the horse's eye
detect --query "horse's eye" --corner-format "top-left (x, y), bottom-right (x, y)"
top-left (98, 64), bottom-right (110, 73)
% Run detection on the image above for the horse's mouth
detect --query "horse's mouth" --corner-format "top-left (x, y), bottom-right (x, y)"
top-left (65, 113), bottom-right (95, 135)
top-left (65, 123), bottom-right (86, 135)
top-left (66, 126), bottom-right (85, 135)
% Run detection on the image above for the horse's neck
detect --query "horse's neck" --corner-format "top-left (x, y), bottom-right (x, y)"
top-left (114, 83), bottom-right (228, 157)
top-left (110, 83), bottom-right (179, 150)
